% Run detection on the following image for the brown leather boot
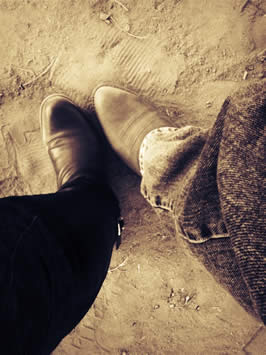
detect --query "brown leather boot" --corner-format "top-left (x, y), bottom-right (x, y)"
top-left (94, 86), bottom-right (170, 175)
top-left (40, 94), bottom-right (105, 189)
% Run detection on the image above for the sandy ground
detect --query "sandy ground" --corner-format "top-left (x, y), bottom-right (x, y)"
top-left (0, 0), bottom-right (265, 354)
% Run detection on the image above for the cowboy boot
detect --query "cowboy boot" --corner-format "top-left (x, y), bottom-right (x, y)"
top-left (94, 86), bottom-right (170, 175)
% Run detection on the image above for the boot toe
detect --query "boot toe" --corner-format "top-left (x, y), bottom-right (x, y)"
top-left (94, 86), bottom-right (114, 111)
top-left (40, 94), bottom-right (85, 142)
top-left (40, 94), bottom-right (72, 120)
top-left (94, 86), bottom-right (132, 120)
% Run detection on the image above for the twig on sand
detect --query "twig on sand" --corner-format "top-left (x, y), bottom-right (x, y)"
top-left (20, 57), bottom-right (57, 89)
top-left (242, 325), bottom-right (264, 353)
top-left (113, 0), bottom-right (129, 12)
top-left (49, 54), bottom-right (60, 81)
top-left (243, 70), bottom-right (248, 80)
top-left (110, 15), bottom-right (147, 39)
top-left (108, 256), bottom-right (128, 273)
top-left (240, 0), bottom-right (250, 13)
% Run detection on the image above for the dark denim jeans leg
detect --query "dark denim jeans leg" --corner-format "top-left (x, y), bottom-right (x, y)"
top-left (0, 182), bottom-right (120, 355)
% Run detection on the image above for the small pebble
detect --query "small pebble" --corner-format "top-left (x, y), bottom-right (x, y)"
top-left (99, 12), bottom-right (110, 21)
top-left (154, 304), bottom-right (160, 309)
top-left (124, 24), bottom-right (130, 32)
top-left (185, 295), bottom-right (190, 304)
top-left (246, 64), bottom-right (254, 71)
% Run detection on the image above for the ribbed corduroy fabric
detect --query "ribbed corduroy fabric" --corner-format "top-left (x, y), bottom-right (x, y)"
top-left (140, 80), bottom-right (265, 323)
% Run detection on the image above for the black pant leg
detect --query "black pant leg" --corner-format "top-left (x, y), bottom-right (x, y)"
top-left (0, 183), bottom-right (120, 355)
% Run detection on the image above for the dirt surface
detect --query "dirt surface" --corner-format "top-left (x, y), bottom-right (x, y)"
top-left (0, 0), bottom-right (265, 354)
